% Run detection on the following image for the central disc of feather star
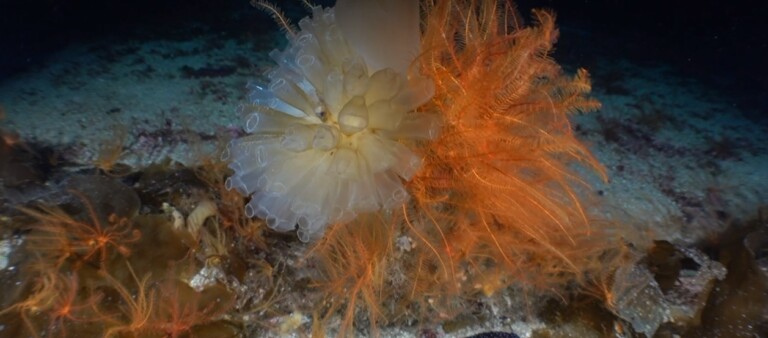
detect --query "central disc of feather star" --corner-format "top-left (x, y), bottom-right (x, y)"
top-left (224, 3), bottom-right (438, 242)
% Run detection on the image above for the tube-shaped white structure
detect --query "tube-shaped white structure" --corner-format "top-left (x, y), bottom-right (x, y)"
top-left (224, 1), bottom-right (437, 241)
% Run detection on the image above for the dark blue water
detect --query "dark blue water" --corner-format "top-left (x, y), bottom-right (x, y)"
top-left (2, 0), bottom-right (765, 120)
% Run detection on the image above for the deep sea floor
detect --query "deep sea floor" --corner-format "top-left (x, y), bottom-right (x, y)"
top-left (0, 1), bottom-right (767, 337)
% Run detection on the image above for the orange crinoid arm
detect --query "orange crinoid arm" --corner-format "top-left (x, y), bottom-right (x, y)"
top-left (409, 1), bottom-right (609, 290)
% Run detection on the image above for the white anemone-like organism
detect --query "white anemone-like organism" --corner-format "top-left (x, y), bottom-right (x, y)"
top-left (224, 0), bottom-right (438, 242)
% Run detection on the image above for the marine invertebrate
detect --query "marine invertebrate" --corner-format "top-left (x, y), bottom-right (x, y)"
top-left (216, 0), bottom-right (623, 333)
top-left (0, 269), bottom-right (104, 338)
top-left (39, 273), bottom-right (104, 338)
top-left (303, 1), bottom-right (623, 332)
top-left (194, 151), bottom-right (267, 246)
top-left (18, 190), bottom-right (141, 269)
top-left (224, 0), bottom-right (438, 241)
top-left (309, 213), bottom-right (395, 336)
top-left (99, 264), bottom-right (156, 337)
top-left (405, 0), bottom-right (611, 290)
top-left (92, 124), bottom-right (130, 177)
top-left (0, 268), bottom-right (62, 338)
top-left (151, 279), bottom-right (235, 338)
top-left (185, 198), bottom-right (218, 237)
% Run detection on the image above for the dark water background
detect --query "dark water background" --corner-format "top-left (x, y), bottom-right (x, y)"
top-left (1, 0), bottom-right (765, 120)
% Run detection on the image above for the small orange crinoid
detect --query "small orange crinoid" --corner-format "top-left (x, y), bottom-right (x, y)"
top-left (18, 190), bottom-right (141, 269)
top-left (98, 266), bottom-right (155, 338)
top-left (42, 273), bottom-right (105, 338)
top-left (92, 124), bottom-right (131, 177)
top-left (0, 270), bottom-right (104, 338)
top-left (0, 268), bottom-right (61, 337)
top-left (151, 278), bottom-right (235, 338)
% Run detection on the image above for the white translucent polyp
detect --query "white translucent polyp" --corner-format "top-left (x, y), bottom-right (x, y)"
top-left (312, 125), bottom-right (339, 150)
top-left (329, 147), bottom-right (358, 178)
top-left (225, 3), bottom-right (437, 241)
top-left (280, 124), bottom-right (315, 152)
top-left (337, 96), bottom-right (368, 135)
top-left (365, 68), bottom-right (401, 102)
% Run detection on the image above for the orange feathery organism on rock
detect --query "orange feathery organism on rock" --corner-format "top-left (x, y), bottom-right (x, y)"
top-left (407, 0), bottom-right (613, 294)
top-left (307, 213), bottom-right (396, 336)
top-left (0, 268), bottom-right (62, 337)
top-left (0, 270), bottom-right (105, 338)
top-left (18, 190), bottom-right (141, 270)
top-left (92, 124), bottom-right (131, 177)
top-left (97, 265), bottom-right (156, 338)
top-left (149, 278), bottom-right (236, 338)
top-left (37, 273), bottom-right (105, 338)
